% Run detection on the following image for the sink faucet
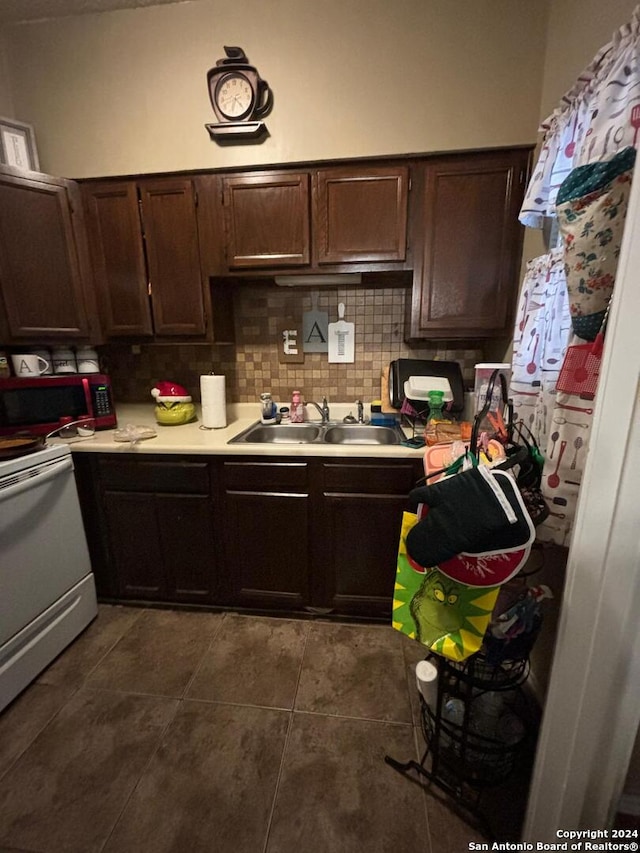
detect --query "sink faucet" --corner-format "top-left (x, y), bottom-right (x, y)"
top-left (356, 400), bottom-right (364, 423)
top-left (305, 396), bottom-right (330, 424)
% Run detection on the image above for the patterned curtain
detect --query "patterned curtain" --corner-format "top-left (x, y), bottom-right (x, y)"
top-left (512, 8), bottom-right (640, 547)
top-left (521, 5), bottom-right (640, 228)
top-left (510, 249), bottom-right (570, 454)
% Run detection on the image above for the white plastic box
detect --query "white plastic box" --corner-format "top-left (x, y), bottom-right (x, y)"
top-left (474, 363), bottom-right (512, 414)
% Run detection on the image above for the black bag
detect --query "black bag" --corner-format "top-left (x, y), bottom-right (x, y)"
top-left (472, 370), bottom-right (549, 528)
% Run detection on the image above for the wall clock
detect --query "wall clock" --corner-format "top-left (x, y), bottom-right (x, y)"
top-left (205, 46), bottom-right (273, 143)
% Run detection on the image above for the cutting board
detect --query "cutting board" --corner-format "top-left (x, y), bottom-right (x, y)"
top-left (328, 302), bottom-right (355, 363)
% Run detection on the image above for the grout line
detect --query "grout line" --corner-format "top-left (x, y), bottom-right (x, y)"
top-left (96, 693), bottom-right (181, 853)
top-left (0, 606), bottom-right (145, 786)
top-left (0, 682), bottom-right (83, 786)
top-left (261, 618), bottom-right (312, 853)
top-left (261, 705), bottom-right (295, 853)
top-left (292, 708), bottom-right (414, 727)
top-left (398, 632), bottom-right (424, 727)
top-left (291, 617), bottom-right (312, 712)
top-left (180, 696), bottom-right (295, 714)
top-left (76, 684), bottom-right (187, 702)
top-left (180, 611), bottom-right (228, 700)
top-left (46, 605), bottom-right (146, 690)
top-left (412, 722), bottom-right (434, 853)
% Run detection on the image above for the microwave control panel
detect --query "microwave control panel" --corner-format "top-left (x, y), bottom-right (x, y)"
top-left (93, 385), bottom-right (113, 417)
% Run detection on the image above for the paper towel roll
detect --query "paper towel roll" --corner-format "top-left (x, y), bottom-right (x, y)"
top-left (415, 659), bottom-right (438, 709)
top-left (200, 374), bottom-right (227, 429)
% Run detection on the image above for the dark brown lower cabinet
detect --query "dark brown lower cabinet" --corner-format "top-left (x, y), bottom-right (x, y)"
top-left (74, 453), bottom-right (422, 618)
top-left (220, 460), bottom-right (312, 610)
top-left (102, 491), bottom-right (216, 602)
top-left (321, 493), bottom-right (408, 616)
top-left (75, 454), bottom-right (218, 604)
top-left (318, 461), bottom-right (420, 617)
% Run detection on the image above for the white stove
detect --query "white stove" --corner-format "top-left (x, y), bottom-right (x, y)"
top-left (0, 444), bottom-right (97, 712)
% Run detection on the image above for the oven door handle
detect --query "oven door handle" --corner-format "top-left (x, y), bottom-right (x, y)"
top-left (0, 456), bottom-right (73, 504)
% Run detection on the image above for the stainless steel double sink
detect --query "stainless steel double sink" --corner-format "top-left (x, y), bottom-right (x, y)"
top-left (228, 421), bottom-right (406, 446)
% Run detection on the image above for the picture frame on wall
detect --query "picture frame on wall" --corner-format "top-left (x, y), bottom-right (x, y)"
top-left (0, 117), bottom-right (40, 171)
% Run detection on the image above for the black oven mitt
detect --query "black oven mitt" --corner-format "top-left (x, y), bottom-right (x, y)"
top-left (406, 466), bottom-right (534, 568)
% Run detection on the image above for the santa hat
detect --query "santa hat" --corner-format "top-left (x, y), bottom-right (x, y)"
top-left (151, 382), bottom-right (192, 403)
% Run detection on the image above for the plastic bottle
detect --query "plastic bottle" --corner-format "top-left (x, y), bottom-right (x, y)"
top-left (470, 691), bottom-right (504, 739)
top-left (290, 390), bottom-right (304, 423)
top-left (424, 390), bottom-right (448, 446)
top-left (428, 390), bottom-right (445, 420)
top-left (260, 392), bottom-right (277, 424)
top-left (442, 696), bottom-right (465, 726)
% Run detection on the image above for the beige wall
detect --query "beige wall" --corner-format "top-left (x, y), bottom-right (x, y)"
top-left (2, 0), bottom-right (549, 178)
top-left (540, 0), bottom-right (639, 120)
top-left (0, 32), bottom-right (14, 116)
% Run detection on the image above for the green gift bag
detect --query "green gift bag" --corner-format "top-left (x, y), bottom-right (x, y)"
top-left (392, 511), bottom-right (499, 662)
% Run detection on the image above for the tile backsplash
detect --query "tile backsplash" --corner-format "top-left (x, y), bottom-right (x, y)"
top-left (101, 285), bottom-right (485, 404)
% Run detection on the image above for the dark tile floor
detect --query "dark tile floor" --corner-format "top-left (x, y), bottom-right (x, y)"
top-left (0, 606), bottom-right (530, 853)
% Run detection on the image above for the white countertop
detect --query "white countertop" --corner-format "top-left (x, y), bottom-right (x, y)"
top-left (60, 403), bottom-right (426, 460)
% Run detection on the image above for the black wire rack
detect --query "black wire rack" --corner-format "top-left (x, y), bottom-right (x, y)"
top-left (385, 650), bottom-right (534, 837)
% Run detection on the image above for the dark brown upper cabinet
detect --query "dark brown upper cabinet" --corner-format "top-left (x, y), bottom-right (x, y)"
top-left (221, 171), bottom-right (311, 269)
top-left (0, 166), bottom-right (97, 343)
top-left (407, 148), bottom-right (531, 339)
top-left (82, 181), bottom-right (151, 337)
top-left (82, 177), bottom-right (208, 337)
top-left (313, 165), bottom-right (409, 265)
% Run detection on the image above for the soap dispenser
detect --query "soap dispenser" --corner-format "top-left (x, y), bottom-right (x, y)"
top-left (290, 390), bottom-right (304, 423)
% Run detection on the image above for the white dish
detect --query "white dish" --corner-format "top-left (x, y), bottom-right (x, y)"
top-left (404, 376), bottom-right (453, 402)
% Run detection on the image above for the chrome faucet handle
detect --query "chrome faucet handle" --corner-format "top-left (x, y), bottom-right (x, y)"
top-left (304, 398), bottom-right (330, 424)
top-left (321, 396), bottom-right (330, 422)
top-left (356, 400), bottom-right (364, 423)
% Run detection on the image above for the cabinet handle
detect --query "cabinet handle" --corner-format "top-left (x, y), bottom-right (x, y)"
top-left (147, 280), bottom-right (152, 296)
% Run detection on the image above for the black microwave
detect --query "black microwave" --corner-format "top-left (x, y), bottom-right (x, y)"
top-left (0, 373), bottom-right (117, 435)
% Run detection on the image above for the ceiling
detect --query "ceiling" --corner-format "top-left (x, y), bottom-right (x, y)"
top-left (0, 0), bottom-right (184, 24)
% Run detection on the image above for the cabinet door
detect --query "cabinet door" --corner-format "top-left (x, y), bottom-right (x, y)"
top-left (102, 491), bottom-right (216, 603)
top-left (322, 493), bottom-right (407, 616)
top-left (82, 181), bottom-right (153, 337)
top-left (103, 491), bottom-right (166, 600)
top-left (314, 165), bottom-right (409, 264)
top-left (408, 149), bottom-right (530, 339)
top-left (319, 461), bottom-right (419, 616)
top-left (222, 172), bottom-right (310, 268)
top-left (156, 494), bottom-right (217, 602)
top-left (221, 459), bottom-right (311, 609)
top-left (0, 169), bottom-right (91, 339)
top-left (222, 490), bottom-right (310, 609)
top-left (139, 179), bottom-right (206, 335)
